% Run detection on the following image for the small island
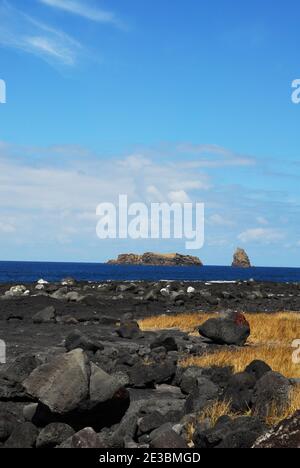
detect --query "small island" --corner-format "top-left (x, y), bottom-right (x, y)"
top-left (107, 252), bottom-right (203, 267)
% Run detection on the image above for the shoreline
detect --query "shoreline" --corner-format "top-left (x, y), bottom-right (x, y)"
top-left (1, 279), bottom-right (300, 318)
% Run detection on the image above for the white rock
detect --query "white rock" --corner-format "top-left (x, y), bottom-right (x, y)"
top-left (5, 285), bottom-right (27, 297)
top-left (37, 279), bottom-right (48, 285)
top-left (160, 288), bottom-right (170, 297)
top-left (61, 277), bottom-right (76, 286)
top-left (187, 286), bottom-right (195, 294)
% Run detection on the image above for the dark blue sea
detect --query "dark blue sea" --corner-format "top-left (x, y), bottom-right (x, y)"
top-left (0, 261), bottom-right (299, 284)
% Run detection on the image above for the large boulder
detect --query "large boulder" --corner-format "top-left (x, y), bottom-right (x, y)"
top-left (137, 412), bottom-right (168, 435)
top-left (36, 423), bottom-right (75, 448)
top-left (23, 349), bottom-right (90, 414)
top-left (0, 411), bottom-right (19, 442)
top-left (150, 428), bottom-right (188, 449)
top-left (223, 372), bottom-right (256, 412)
top-left (179, 367), bottom-right (205, 395)
top-left (150, 334), bottom-right (178, 352)
top-left (201, 366), bottom-right (233, 391)
top-left (244, 360), bottom-right (272, 381)
top-left (193, 416), bottom-right (266, 449)
top-left (33, 306), bottom-right (56, 324)
top-left (5, 422), bottom-right (38, 448)
top-left (198, 312), bottom-right (250, 346)
top-left (232, 248), bottom-right (251, 268)
top-left (129, 361), bottom-right (177, 388)
top-left (50, 288), bottom-right (68, 300)
top-left (89, 363), bottom-right (125, 403)
top-left (0, 378), bottom-right (28, 401)
top-left (116, 321), bottom-right (141, 339)
top-left (74, 364), bottom-right (130, 431)
top-left (184, 377), bottom-right (219, 413)
top-left (0, 354), bottom-right (41, 400)
top-left (59, 427), bottom-right (105, 448)
top-left (65, 330), bottom-right (104, 353)
top-left (3, 355), bottom-right (40, 384)
top-left (253, 410), bottom-right (300, 448)
top-left (251, 371), bottom-right (292, 419)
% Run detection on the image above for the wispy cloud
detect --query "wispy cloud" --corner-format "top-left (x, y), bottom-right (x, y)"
top-left (238, 228), bottom-right (285, 244)
top-left (176, 143), bottom-right (256, 168)
top-left (39, 0), bottom-right (122, 27)
top-left (0, 0), bottom-right (83, 66)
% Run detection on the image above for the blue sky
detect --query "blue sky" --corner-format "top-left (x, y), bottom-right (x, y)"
top-left (0, 0), bottom-right (300, 266)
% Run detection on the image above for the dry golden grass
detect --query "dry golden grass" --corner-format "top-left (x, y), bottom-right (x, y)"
top-left (196, 387), bottom-right (300, 428)
top-left (139, 312), bottom-right (300, 344)
top-left (139, 312), bottom-right (300, 378)
top-left (140, 311), bottom-right (300, 428)
top-left (265, 385), bottom-right (300, 426)
top-left (187, 386), bottom-right (300, 438)
top-left (197, 400), bottom-right (236, 426)
top-left (180, 345), bottom-right (300, 378)
top-left (153, 253), bottom-right (178, 258)
top-left (139, 312), bottom-right (214, 332)
top-left (186, 399), bottom-right (241, 441)
top-left (247, 313), bottom-right (300, 346)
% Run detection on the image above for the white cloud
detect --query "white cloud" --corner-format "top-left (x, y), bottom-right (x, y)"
top-left (119, 154), bottom-right (151, 171)
top-left (146, 185), bottom-right (164, 203)
top-left (25, 35), bottom-right (78, 65)
top-left (168, 190), bottom-right (191, 204)
top-left (0, 1), bottom-right (83, 66)
top-left (175, 143), bottom-right (256, 168)
top-left (238, 228), bottom-right (285, 244)
top-left (39, 0), bottom-right (121, 27)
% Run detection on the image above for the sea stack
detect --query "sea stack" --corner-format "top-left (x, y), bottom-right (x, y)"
top-left (232, 248), bottom-right (251, 268)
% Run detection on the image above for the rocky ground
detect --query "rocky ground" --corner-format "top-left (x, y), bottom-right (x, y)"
top-left (0, 278), bottom-right (299, 448)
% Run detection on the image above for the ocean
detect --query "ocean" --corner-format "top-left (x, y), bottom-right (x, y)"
top-left (0, 261), bottom-right (299, 284)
